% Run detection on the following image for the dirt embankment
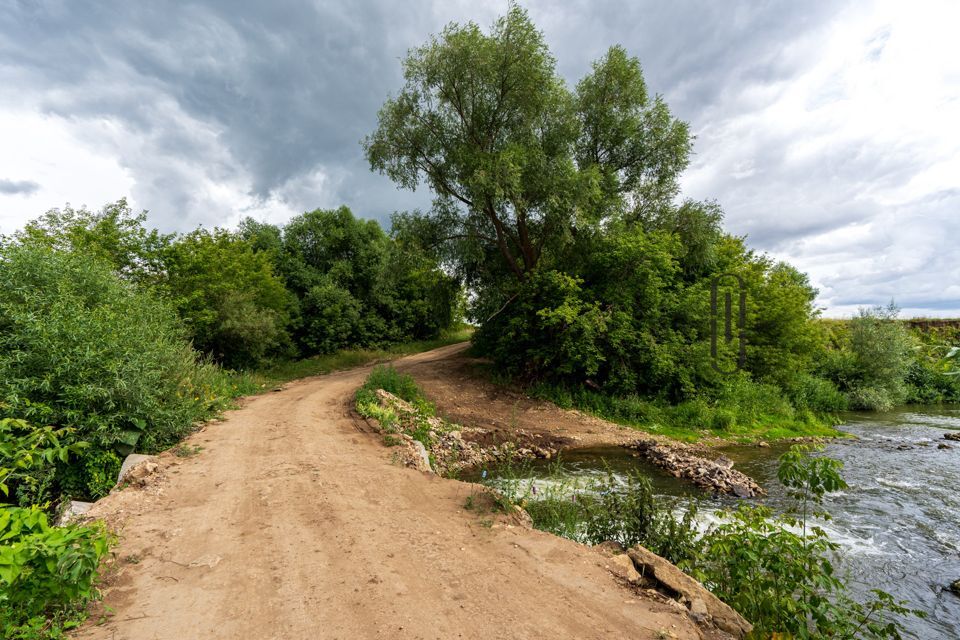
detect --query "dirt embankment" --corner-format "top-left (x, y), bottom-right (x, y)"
top-left (395, 345), bottom-right (762, 496)
top-left (74, 343), bottom-right (732, 640)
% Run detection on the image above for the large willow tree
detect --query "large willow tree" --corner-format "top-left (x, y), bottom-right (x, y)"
top-left (364, 5), bottom-right (690, 286)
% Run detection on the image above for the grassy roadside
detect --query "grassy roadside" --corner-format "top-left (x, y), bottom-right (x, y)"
top-left (473, 362), bottom-right (841, 444)
top-left (529, 384), bottom-right (841, 444)
top-left (226, 326), bottom-right (474, 394)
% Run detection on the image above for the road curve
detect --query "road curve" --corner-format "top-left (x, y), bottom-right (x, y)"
top-left (75, 343), bottom-right (702, 640)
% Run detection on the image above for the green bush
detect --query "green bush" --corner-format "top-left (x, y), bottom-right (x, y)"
top-left (1, 417), bottom-right (112, 638)
top-left (59, 449), bottom-right (121, 501)
top-left (0, 245), bottom-right (236, 501)
top-left (818, 305), bottom-right (915, 410)
top-left (784, 373), bottom-right (849, 412)
top-left (355, 365), bottom-right (434, 417)
top-left (161, 228), bottom-right (294, 368)
top-left (847, 385), bottom-right (897, 411)
top-left (695, 446), bottom-right (922, 638)
top-left (581, 470), bottom-right (701, 566)
top-left (0, 506), bottom-right (113, 635)
top-left (710, 409), bottom-right (736, 431)
top-left (275, 207), bottom-right (460, 355)
top-left (299, 280), bottom-right (362, 354)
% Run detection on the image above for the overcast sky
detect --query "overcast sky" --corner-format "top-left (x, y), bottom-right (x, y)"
top-left (1, 0), bottom-right (957, 316)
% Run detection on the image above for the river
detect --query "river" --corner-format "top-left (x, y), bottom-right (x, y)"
top-left (478, 407), bottom-right (960, 638)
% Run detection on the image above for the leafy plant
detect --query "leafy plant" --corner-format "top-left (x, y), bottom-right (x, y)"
top-left (696, 445), bottom-right (923, 638)
top-left (1, 417), bottom-right (112, 638)
top-left (0, 244), bottom-right (239, 502)
top-left (355, 365), bottom-right (435, 417)
top-left (0, 419), bottom-right (86, 502)
top-left (161, 228), bottom-right (295, 369)
top-left (0, 505), bottom-right (113, 636)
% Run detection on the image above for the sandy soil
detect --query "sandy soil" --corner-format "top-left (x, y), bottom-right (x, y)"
top-left (74, 343), bottom-right (708, 640)
top-left (398, 344), bottom-right (651, 451)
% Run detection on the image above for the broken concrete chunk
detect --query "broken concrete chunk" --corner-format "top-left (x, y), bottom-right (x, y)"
top-left (56, 500), bottom-right (93, 526)
top-left (607, 553), bottom-right (641, 584)
top-left (117, 453), bottom-right (158, 484)
top-left (628, 544), bottom-right (752, 638)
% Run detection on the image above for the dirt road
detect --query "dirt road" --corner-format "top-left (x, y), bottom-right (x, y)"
top-left (76, 344), bottom-right (703, 640)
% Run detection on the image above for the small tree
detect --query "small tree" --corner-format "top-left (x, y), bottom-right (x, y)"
top-left (14, 199), bottom-right (170, 283)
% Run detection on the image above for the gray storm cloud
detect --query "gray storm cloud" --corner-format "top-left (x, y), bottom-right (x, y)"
top-left (0, 0), bottom-right (957, 315)
top-left (0, 178), bottom-right (40, 195)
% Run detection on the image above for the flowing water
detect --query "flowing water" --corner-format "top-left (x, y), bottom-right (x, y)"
top-left (477, 407), bottom-right (960, 638)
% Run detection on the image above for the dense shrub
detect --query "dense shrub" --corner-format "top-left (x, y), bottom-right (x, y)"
top-left (242, 207), bottom-right (461, 356)
top-left (161, 229), bottom-right (295, 368)
top-left (817, 305), bottom-right (917, 410)
top-left (13, 199), bottom-right (168, 283)
top-left (0, 245), bottom-right (234, 501)
top-left (0, 505), bottom-right (113, 635)
top-left (299, 280), bottom-right (363, 355)
top-left (1, 419), bottom-right (113, 637)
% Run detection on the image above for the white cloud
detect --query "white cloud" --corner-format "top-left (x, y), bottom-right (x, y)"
top-left (681, 0), bottom-right (960, 316)
top-left (0, 111), bottom-right (135, 233)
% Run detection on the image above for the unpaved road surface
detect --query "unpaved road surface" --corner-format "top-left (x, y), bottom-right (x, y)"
top-left (76, 344), bottom-right (703, 640)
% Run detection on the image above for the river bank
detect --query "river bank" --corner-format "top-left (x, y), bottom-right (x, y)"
top-left (472, 407), bottom-right (960, 639)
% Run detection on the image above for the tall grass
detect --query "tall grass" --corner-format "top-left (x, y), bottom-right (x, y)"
top-left (526, 379), bottom-right (841, 442)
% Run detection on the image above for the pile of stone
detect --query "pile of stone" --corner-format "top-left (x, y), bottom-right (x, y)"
top-left (627, 439), bottom-right (764, 498)
top-left (368, 389), bottom-right (556, 477)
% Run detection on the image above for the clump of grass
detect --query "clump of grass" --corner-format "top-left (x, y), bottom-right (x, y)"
top-left (354, 365), bottom-right (444, 456)
top-left (171, 443), bottom-right (203, 457)
top-left (355, 364), bottom-right (436, 424)
top-left (525, 380), bottom-right (840, 443)
top-left (480, 459), bottom-right (701, 567)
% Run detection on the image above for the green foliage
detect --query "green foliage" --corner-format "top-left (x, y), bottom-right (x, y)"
top-left (817, 306), bottom-right (918, 410)
top-left (365, 7), bottom-right (690, 284)
top-left (299, 280), bottom-right (362, 354)
top-left (161, 228), bottom-right (294, 368)
top-left (0, 419), bottom-right (87, 502)
top-left (580, 470), bottom-right (701, 566)
top-left (782, 372), bottom-right (849, 413)
top-left (490, 461), bottom-right (699, 566)
top-left (270, 206), bottom-right (460, 355)
top-left (526, 377), bottom-right (839, 443)
top-left (0, 505), bottom-right (113, 637)
top-left (355, 365), bottom-right (434, 418)
top-left (1, 417), bottom-right (111, 638)
top-left (0, 244), bottom-right (237, 502)
top-left (696, 446), bottom-right (922, 638)
top-left (13, 199), bottom-right (169, 283)
top-left (58, 449), bottom-right (121, 502)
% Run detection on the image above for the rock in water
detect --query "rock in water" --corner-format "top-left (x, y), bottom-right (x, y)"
top-left (944, 432), bottom-right (960, 442)
top-left (949, 579), bottom-right (960, 596)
